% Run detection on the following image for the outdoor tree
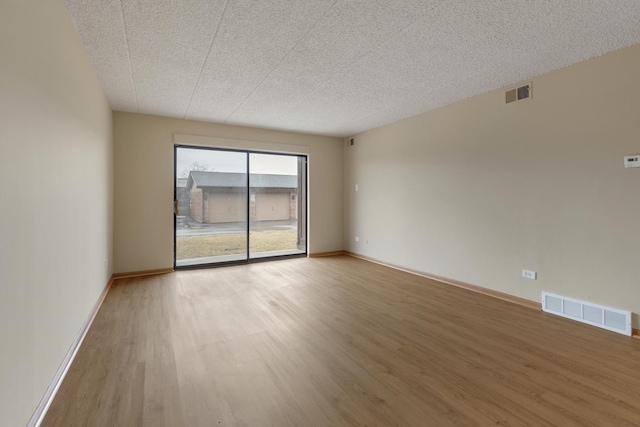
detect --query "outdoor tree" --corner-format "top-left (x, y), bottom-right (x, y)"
top-left (180, 162), bottom-right (213, 178)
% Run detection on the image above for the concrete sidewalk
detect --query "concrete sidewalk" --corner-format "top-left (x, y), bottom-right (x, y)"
top-left (176, 217), bottom-right (297, 236)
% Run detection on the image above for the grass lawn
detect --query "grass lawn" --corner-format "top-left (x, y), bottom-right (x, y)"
top-left (176, 230), bottom-right (298, 259)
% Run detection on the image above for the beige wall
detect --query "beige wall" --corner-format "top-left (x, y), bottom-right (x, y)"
top-left (0, 1), bottom-right (113, 425)
top-left (113, 113), bottom-right (343, 273)
top-left (344, 44), bottom-right (640, 328)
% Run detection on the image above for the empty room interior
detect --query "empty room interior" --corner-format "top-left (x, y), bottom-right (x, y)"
top-left (2, 0), bottom-right (640, 426)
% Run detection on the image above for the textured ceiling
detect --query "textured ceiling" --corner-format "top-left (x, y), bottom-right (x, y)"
top-left (65, 0), bottom-right (640, 137)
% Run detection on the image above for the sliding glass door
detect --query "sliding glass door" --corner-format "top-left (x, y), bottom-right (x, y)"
top-left (174, 148), bottom-right (248, 267)
top-left (248, 153), bottom-right (307, 259)
top-left (174, 146), bottom-right (306, 268)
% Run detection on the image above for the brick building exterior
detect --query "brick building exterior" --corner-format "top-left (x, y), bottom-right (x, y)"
top-left (186, 171), bottom-right (298, 224)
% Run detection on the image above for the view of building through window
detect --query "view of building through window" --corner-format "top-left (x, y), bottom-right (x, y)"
top-left (175, 147), bottom-right (306, 267)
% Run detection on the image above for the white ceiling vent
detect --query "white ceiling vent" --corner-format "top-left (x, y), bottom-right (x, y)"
top-left (506, 83), bottom-right (531, 104)
top-left (542, 292), bottom-right (632, 336)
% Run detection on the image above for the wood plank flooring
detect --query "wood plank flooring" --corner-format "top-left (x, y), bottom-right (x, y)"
top-left (43, 255), bottom-right (640, 426)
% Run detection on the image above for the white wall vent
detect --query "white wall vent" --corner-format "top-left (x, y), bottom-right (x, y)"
top-left (542, 292), bottom-right (632, 336)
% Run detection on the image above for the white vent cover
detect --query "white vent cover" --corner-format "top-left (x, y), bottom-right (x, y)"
top-left (542, 292), bottom-right (632, 336)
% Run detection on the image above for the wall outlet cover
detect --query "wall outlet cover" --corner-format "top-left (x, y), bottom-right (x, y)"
top-left (624, 155), bottom-right (640, 168)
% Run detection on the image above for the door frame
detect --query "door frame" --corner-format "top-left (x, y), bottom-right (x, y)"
top-left (173, 144), bottom-right (308, 270)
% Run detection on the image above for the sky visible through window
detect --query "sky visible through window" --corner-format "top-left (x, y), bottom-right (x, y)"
top-left (177, 148), bottom-right (298, 178)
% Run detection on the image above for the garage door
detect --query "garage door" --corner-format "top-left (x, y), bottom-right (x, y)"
top-left (255, 193), bottom-right (290, 221)
top-left (207, 192), bottom-right (245, 223)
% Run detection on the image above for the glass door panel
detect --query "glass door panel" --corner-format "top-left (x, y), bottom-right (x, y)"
top-left (175, 147), bottom-right (248, 267)
top-left (249, 153), bottom-right (306, 259)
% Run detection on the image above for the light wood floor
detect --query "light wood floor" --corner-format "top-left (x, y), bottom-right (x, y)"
top-left (43, 255), bottom-right (640, 426)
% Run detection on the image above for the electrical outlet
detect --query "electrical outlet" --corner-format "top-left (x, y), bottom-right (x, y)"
top-left (355, 236), bottom-right (360, 242)
top-left (355, 184), bottom-right (359, 192)
top-left (624, 155), bottom-right (640, 168)
top-left (522, 269), bottom-right (537, 280)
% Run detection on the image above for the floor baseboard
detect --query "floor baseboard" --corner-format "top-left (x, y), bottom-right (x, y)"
top-left (27, 275), bottom-right (114, 427)
top-left (308, 251), bottom-right (346, 258)
top-left (345, 251), bottom-right (541, 311)
top-left (112, 267), bottom-right (174, 280)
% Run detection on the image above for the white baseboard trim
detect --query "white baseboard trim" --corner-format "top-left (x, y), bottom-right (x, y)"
top-left (27, 275), bottom-right (114, 427)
